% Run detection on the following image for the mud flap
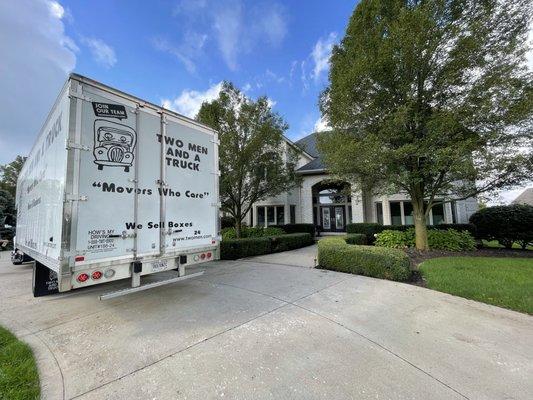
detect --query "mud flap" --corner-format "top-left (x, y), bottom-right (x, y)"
top-left (32, 261), bottom-right (59, 297)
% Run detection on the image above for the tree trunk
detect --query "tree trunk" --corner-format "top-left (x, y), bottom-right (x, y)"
top-left (235, 219), bottom-right (242, 238)
top-left (412, 200), bottom-right (429, 251)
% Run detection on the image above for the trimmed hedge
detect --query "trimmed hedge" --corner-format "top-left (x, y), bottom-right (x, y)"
top-left (221, 226), bottom-right (285, 240)
top-left (318, 238), bottom-right (411, 281)
top-left (470, 204), bottom-right (533, 249)
top-left (345, 233), bottom-right (367, 245)
top-left (271, 233), bottom-right (315, 252)
top-left (375, 228), bottom-right (476, 251)
top-left (221, 233), bottom-right (313, 260)
top-left (346, 222), bottom-right (476, 244)
top-left (270, 223), bottom-right (315, 237)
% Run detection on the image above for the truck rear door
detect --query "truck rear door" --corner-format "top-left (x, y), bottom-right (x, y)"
top-left (74, 84), bottom-right (140, 263)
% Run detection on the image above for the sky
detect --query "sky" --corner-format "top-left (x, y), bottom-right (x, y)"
top-left (0, 0), bottom-right (530, 203)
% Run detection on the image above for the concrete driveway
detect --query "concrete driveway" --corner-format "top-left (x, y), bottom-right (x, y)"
top-left (0, 249), bottom-right (532, 400)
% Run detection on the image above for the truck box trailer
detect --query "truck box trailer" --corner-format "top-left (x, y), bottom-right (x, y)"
top-left (14, 74), bottom-right (220, 298)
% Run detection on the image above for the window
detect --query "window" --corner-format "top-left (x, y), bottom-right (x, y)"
top-left (290, 205), bottom-right (296, 224)
top-left (256, 205), bottom-right (285, 227)
top-left (451, 201), bottom-right (457, 223)
top-left (432, 203), bottom-right (445, 225)
top-left (276, 206), bottom-right (284, 225)
top-left (267, 207), bottom-right (275, 225)
top-left (376, 202), bottom-right (383, 225)
top-left (403, 202), bottom-right (414, 225)
top-left (387, 200), bottom-right (447, 226)
top-left (257, 207), bottom-right (265, 226)
top-left (390, 202), bottom-right (402, 225)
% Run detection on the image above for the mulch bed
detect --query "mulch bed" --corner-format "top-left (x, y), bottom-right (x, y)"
top-left (406, 247), bottom-right (533, 286)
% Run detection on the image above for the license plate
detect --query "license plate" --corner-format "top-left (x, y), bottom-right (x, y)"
top-left (151, 259), bottom-right (169, 272)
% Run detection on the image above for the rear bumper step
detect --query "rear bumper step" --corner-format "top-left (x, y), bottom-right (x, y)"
top-left (99, 271), bottom-right (204, 300)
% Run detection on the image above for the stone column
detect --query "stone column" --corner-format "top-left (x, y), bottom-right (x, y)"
top-left (351, 185), bottom-right (364, 223)
top-left (382, 196), bottom-right (392, 225)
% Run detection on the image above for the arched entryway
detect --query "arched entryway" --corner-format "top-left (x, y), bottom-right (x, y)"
top-left (312, 181), bottom-right (352, 233)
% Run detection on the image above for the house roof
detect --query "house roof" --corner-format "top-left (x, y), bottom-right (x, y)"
top-left (294, 132), bottom-right (327, 173)
top-left (511, 187), bottom-right (533, 206)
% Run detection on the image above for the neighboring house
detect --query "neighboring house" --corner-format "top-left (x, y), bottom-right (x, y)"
top-left (244, 132), bottom-right (478, 233)
top-left (511, 188), bottom-right (533, 206)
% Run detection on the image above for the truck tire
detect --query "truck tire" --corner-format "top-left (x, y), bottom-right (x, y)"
top-left (32, 261), bottom-right (59, 297)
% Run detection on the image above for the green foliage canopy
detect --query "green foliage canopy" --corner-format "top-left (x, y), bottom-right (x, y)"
top-left (197, 82), bottom-right (299, 236)
top-left (318, 0), bottom-right (533, 249)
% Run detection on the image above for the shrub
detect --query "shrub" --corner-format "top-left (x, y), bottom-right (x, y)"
top-left (375, 228), bottom-right (476, 251)
top-left (221, 233), bottom-right (313, 259)
top-left (270, 224), bottom-right (315, 237)
top-left (470, 204), bottom-right (533, 249)
top-left (220, 237), bottom-right (272, 259)
top-left (270, 233), bottom-right (314, 253)
top-left (346, 223), bottom-right (406, 244)
top-left (221, 226), bottom-right (285, 240)
top-left (345, 233), bottom-right (367, 245)
top-left (318, 238), bottom-right (411, 281)
top-left (347, 223), bottom-right (477, 245)
top-left (375, 230), bottom-right (410, 248)
top-left (430, 223), bottom-right (476, 236)
top-left (428, 229), bottom-right (476, 251)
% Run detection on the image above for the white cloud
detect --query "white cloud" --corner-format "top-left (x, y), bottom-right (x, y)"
top-left (0, 0), bottom-right (77, 163)
top-left (242, 82), bottom-right (252, 92)
top-left (266, 98), bottom-right (277, 109)
top-left (314, 116), bottom-right (330, 132)
top-left (153, 33), bottom-right (207, 73)
top-left (161, 82), bottom-right (223, 118)
top-left (311, 32), bottom-right (337, 81)
top-left (173, 0), bottom-right (287, 71)
top-left (213, 2), bottom-right (242, 70)
top-left (82, 37), bottom-right (117, 68)
top-left (48, 1), bottom-right (64, 18)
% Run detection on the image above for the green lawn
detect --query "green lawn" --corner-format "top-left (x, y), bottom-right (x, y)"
top-left (419, 257), bottom-right (533, 314)
top-left (0, 326), bottom-right (40, 400)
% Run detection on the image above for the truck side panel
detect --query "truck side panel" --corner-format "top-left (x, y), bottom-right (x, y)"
top-left (15, 86), bottom-right (70, 271)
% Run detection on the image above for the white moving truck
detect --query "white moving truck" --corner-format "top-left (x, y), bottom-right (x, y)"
top-left (13, 74), bottom-right (220, 298)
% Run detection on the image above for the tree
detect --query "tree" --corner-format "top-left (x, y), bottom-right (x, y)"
top-left (0, 189), bottom-right (16, 227)
top-left (0, 155), bottom-right (26, 196)
top-left (197, 82), bottom-right (299, 237)
top-left (319, 0), bottom-right (533, 250)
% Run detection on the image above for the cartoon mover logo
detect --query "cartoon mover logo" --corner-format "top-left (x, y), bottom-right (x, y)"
top-left (91, 102), bottom-right (136, 173)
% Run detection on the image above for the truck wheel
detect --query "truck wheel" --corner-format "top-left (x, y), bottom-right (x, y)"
top-left (32, 262), bottom-right (59, 297)
top-left (124, 166), bottom-right (130, 173)
top-left (98, 164), bottom-right (103, 170)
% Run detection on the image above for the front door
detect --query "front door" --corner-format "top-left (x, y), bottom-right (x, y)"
top-left (320, 206), bottom-right (345, 232)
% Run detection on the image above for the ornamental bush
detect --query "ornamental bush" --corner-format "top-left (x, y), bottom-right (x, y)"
top-left (346, 223), bottom-right (406, 244)
top-left (221, 226), bottom-right (285, 240)
top-left (270, 223), bottom-right (315, 237)
top-left (375, 228), bottom-right (475, 251)
top-left (220, 233), bottom-right (313, 259)
top-left (469, 204), bottom-right (533, 249)
top-left (318, 238), bottom-right (411, 281)
top-left (345, 233), bottom-right (367, 245)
